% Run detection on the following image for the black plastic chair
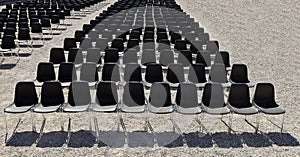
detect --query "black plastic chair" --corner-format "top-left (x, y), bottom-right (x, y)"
top-left (49, 47), bottom-right (65, 66)
top-left (177, 50), bottom-right (192, 67)
top-left (79, 62), bottom-right (99, 87)
top-left (64, 38), bottom-right (77, 51)
top-left (104, 48), bottom-right (119, 64)
top-left (68, 48), bottom-right (84, 67)
top-left (121, 82), bottom-right (146, 113)
top-left (34, 62), bottom-right (56, 86)
top-left (148, 82), bottom-right (173, 113)
top-left (209, 64), bottom-right (230, 87)
top-left (91, 81), bottom-right (119, 112)
top-left (229, 64), bottom-right (254, 87)
top-left (175, 83), bottom-right (201, 114)
top-left (86, 48), bottom-right (102, 65)
top-left (253, 83), bottom-right (285, 132)
top-left (124, 63), bottom-right (142, 82)
top-left (58, 62), bottom-right (77, 87)
top-left (145, 63), bottom-right (163, 87)
top-left (111, 38), bottom-right (124, 52)
top-left (101, 63), bottom-right (120, 83)
top-left (188, 64), bottom-right (207, 88)
top-left (166, 63), bottom-right (185, 88)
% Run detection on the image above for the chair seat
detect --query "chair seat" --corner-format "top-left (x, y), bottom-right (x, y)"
top-left (4, 104), bottom-right (34, 113)
top-left (63, 103), bottom-right (89, 112)
top-left (90, 103), bottom-right (118, 112)
top-left (254, 103), bottom-right (286, 115)
top-left (202, 105), bottom-right (230, 115)
top-left (120, 103), bottom-right (145, 113)
top-left (176, 105), bottom-right (201, 114)
top-left (148, 104), bottom-right (173, 113)
top-left (228, 104), bottom-right (258, 115)
top-left (33, 104), bottom-right (61, 113)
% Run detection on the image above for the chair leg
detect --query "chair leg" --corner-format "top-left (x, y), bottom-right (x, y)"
top-left (93, 117), bottom-right (99, 142)
top-left (36, 115), bottom-right (46, 144)
top-left (255, 112), bottom-right (260, 134)
top-left (67, 117), bottom-right (71, 145)
top-left (4, 112), bottom-right (8, 143)
top-left (30, 112), bottom-right (36, 132)
top-left (280, 114), bottom-right (285, 133)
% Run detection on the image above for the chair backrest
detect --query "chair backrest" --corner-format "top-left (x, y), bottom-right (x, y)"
top-left (95, 38), bottom-right (108, 51)
top-left (253, 83), bottom-right (278, 108)
top-left (159, 49), bottom-right (174, 66)
top-left (14, 82), bottom-right (38, 107)
top-left (199, 33), bottom-right (209, 44)
top-left (49, 47), bottom-right (65, 64)
top-left (124, 63), bottom-right (142, 82)
top-left (123, 82), bottom-right (145, 107)
top-left (174, 40), bottom-right (187, 51)
top-left (68, 48), bottom-right (83, 64)
top-left (188, 64), bottom-right (207, 83)
top-left (175, 83), bottom-right (198, 108)
top-left (209, 64), bottom-right (228, 83)
top-left (202, 83), bottom-right (225, 108)
top-left (141, 49), bottom-right (156, 66)
top-left (127, 39), bottom-right (140, 50)
top-left (36, 62), bottom-right (56, 82)
top-left (206, 40), bottom-right (219, 53)
top-left (104, 48), bottom-right (119, 63)
top-left (74, 30), bottom-right (86, 42)
top-left (1, 35), bottom-right (15, 49)
top-left (228, 84), bottom-right (252, 108)
top-left (149, 82), bottom-right (172, 108)
top-left (96, 81), bottom-right (118, 106)
top-left (123, 49), bottom-right (138, 64)
top-left (31, 22), bottom-right (42, 33)
top-left (58, 62), bottom-right (77, 82)
top-left (196, 51), bottom-right (211, 67)
top-left (177, 50), bottom-right (192, 67)
top-left (111, 38), bottom-right (124, 52)
top-left (102, 63), bottom-right (120, 82)
top-left (51, 14), bottom-right (60, 24)
top-left (41, 81), bottom-right (64, 107)
top-left (142, 42), bottom-right (155, 51)
top-left (80, 62), bottom-right (99, 82)
top-left (214, 51), bottom-right (230, 67)
top-left (18, 28), bottom-right (31, 40)
top-left (230, 64), bottom-right (250, 83)
top-left (68, 81), bottom-right (91, 106)
top-left (166, 63), bottom-right (185, 83)
top-left (86, 48), bottom-right (102, 64)
top-left (170, 32), bottom-right (181, 44)
top-left (63, 38), bottom-right (77, 51)
top-left (145, 63), bottom-right (163, 83)
top-left (79, 37), bottom-right (92, 51)
top-left (190, 40), bottom-right (203, 54)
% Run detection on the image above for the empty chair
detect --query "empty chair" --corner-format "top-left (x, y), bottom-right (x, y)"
top-left (122, 49), bottom-right (138, 65)
top-left (229, 64), bottom-right (254, 87)
top-left (63, 81), bottom-right (91, 112)
top-left (159, 49), bottom-right (174, 69)
top-left (170, 32), bottom-right (181, 44)
top-left (91, 81), bottom-right (119, 112)
top-left (228, 84), bottom-right (258, 115)
top-left (33, 81), bottom-right (64, 113)
top-left (141, 49), bottom-right (156, 67)
top-left (156, 32), bottom-right (168, 43)
top-left (174, 40), bottom-right (187, 51)
top-left (206, 40), bottom-right (219, 54)
top-left (214, 51), bottom-right (231, 70)
top-left (49, 48), bottom-right (66, 66)
top-left (80, 37), bottom-right (93, 51)
top-left (175, 83), bottom-right (201, 114)
top-left (121, 82), bottom-right (146, 113)
top-left (34, 62), bottom-right (56, 86)
top-left (209, 64), bottom-right (230, 87)
top-left (126, 39), bottom-right (140, 51)
top-left (190, 40), bottom-right (203, 54)
top-left (142, 42), bottom-right (155, 51)
top-left (64, 38), bottom-right (77, 51)
top-left (177, 50), bottom-right (193, 67)
top-left (4, 82), bottom-right (38, 113)
top-left (86, 48), bottom-right (102, 65)
top-left (196, 51), bottom-right (211, 68)
top-left (148, 82), bottom-right (173, 113)
top-left (144, 63), bottom-right (163, 87)
top-left (166, 63), bottom-right (185, 88)
top-left (129, 30), bottom-right (141, 42)
top-left (101, 63), bottom-right (120, 83)
top-left (80, 62), bottom-right (99, 87)
top-left (88, 30), bottom-right (100, 42)
top-left (124, 63), bottom-right (142, 82)
top-left (17, 28), bottom-right (33, 53)
top-left (68, 48), bottom-right (84, 68)
top-left (58, 63), bottom-right (77, 87)
top-left (199, 33), bottom-right (210, 44)
top-left (95, 38), bottom-right (108, 52)
top-left (202, 83), bottom-right (230, 115)
top-left (0, 35), bottom-right (18, 56)
top-left (188, 64), bottom-right (207, 88)
top-left (111, 38), bottom-right (124, 52)
top-left (158, 39), bottom-right (171, 51)
top-left (74, 30), bottom-right (86, 42)
top-left (101, 30), bottom-right (113, 41)
top-left (104, 48), bottom-right (119, 63)
top-left (253, 83), bottom-right (285, 132)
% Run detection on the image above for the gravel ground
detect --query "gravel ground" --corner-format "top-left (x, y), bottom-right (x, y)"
top-left (0, 0), bottom-right (299, 156)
